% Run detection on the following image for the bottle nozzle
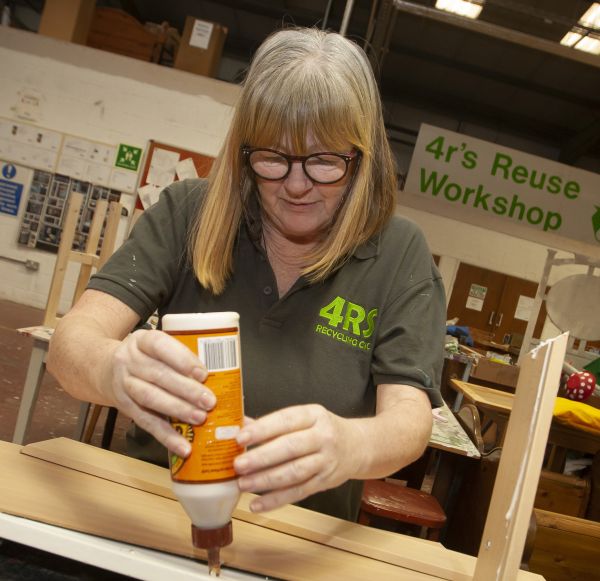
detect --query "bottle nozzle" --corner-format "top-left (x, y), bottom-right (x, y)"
top-left (191, 522), bottom-right (233, 576)
top-left (207, 547), bottom-right (221, 576)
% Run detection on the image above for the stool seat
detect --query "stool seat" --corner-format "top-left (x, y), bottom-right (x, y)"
top-left (360, 479), bottom-right (446, 539)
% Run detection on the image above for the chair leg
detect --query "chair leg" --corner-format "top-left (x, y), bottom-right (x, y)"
top-left (82, 404), bottom-right (103, 444)
top-left (74, 401), bottom-right (91, 441)
top-left (358, 510), bottom-right (371, 526)
top-left (100, 407), bottom-right (118, 449)
top-left (12, 342), bottom-right (47, 445)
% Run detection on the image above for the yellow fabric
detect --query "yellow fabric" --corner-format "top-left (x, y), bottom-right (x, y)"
top-left (553, 397), bottom-right (600, 436)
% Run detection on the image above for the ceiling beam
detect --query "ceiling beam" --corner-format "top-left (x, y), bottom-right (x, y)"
top-left (386, 42), bottom-right (600, 111)
top-left (392, 0), bottom-right (600, 69)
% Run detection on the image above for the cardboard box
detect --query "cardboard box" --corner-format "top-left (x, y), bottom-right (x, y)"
top-left (38, 0), bottom-right (95, 45)
top-left (469, 357), bottom-right (520, 390)
top-left (174, 17), bottom-right (227, 78)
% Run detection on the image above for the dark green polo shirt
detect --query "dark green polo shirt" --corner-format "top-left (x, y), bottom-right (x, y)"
top-left (88, 178), bottom-right (446, 521)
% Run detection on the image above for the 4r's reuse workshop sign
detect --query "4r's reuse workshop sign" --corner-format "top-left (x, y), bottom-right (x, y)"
top-left (404, 123), bottom-right (600, 252)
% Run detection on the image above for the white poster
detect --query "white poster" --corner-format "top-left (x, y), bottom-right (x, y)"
top-left (514, 295), bottom-right (534, 322)
top-left (176, 157), bottom-right (199, 180)
top-left (147, 148), bottom-right (179, 187)
top-left (466, 297), bottom-right (484, 311)
top-left (190, 19), bottom-right (213, 50)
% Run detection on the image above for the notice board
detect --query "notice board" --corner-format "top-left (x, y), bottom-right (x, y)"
top-left (136, 140), bottom-right (214, 209)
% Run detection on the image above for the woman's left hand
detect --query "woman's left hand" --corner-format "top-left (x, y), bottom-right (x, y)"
top-left (234, 404), bottom-right (364, 512)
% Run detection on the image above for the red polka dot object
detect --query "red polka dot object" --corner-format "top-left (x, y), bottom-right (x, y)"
top-left (565, 371), bottom-right (597, 402)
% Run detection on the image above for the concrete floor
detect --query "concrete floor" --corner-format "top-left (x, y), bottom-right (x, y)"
top-left (0, 298), bottom-right (129, 452)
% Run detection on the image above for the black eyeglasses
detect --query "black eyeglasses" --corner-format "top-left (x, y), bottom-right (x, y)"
top-left (242, 147), bottom-right (361, 185)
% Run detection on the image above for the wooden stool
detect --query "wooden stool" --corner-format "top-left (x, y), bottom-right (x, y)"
top-left (359, 479), bottom-right (446, 540)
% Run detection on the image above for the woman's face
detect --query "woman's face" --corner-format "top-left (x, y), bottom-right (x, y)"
top-left (254, 135), bottom-right (355, 244)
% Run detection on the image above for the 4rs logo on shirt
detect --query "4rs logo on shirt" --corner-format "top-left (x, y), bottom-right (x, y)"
top-left (315, 296), bottom-right (377, 351)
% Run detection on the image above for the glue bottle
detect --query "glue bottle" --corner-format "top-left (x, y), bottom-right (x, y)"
top-left (162, 312), bottom-right (244, 577)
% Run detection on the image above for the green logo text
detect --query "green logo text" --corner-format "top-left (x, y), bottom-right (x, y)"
top-left (315, 296), bottom-right (377, 351)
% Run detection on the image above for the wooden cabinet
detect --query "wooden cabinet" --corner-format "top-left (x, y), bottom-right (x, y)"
top-left (447, 263), bottom-right (547, 343)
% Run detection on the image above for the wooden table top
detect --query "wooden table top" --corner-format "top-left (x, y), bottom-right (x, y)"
top-left (450, 379), bottom-right (600, 457)
top-left (450, 379), bottom-right (514, 413)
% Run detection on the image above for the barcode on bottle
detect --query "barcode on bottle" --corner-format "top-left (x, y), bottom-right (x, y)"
top-left (198, 337), bottom-right (238, 371)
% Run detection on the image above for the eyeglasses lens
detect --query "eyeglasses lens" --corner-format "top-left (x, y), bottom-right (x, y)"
top-left (248, 150), bottom-right (347, 184)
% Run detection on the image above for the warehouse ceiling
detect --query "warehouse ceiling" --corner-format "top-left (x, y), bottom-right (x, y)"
top-left (12, 0), bottom-right (600, 167)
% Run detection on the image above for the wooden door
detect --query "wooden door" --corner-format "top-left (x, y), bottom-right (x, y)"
top-left (494, 276), bottom-right (547, 342)
top-left (446, 263), bottom-right (506, 333)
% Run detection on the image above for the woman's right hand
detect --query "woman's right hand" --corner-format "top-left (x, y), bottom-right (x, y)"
top-left (108, 329), bottom-right (216, 457)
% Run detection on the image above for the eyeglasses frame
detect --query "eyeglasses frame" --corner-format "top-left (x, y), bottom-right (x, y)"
top-left (241, 146), bottom-right (362, 185)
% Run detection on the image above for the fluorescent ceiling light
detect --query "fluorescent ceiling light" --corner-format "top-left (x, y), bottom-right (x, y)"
top-left (579, 2), bottom-right (600, 28)
top-left (435, 0), bottom-right (483, 20)
top-left (560, 2), bottom-right (600, 55)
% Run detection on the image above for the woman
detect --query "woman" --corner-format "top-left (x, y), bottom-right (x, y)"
top-left (48, 27), bottom-right (446, 521)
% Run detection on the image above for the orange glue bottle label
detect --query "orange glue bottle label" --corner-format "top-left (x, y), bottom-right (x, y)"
top-left (166, 327), bottom-right (244, 483)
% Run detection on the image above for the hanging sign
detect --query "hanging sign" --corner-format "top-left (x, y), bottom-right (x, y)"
top-left (404, 123), bottom-right (600, 251)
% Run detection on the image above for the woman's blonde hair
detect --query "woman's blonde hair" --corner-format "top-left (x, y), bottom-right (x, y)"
top-left (192, 27), bottom-right (397, 294)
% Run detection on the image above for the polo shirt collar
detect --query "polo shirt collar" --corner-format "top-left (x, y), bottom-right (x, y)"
top-left (239, 217), bottom-right (381, 261)
top-left (352, 232), bottom-right (380, 260)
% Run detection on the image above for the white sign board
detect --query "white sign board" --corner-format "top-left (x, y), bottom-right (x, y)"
top-left (404, 124), bottom-right (600, 253)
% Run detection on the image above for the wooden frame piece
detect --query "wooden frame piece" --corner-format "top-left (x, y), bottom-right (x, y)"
top-left (474, 332), bottom-right (568, 580)
top-left (43, 193), bottom-right (84, 327)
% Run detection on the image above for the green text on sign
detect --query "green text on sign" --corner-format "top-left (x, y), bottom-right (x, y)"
top-left (115, 144), bottom-right (142, 171)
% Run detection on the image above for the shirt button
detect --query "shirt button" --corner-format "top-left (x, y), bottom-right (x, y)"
top-left (263, 286), bottom-right (273, 295)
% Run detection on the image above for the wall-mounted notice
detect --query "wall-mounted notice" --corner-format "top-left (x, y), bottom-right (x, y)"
top-left (466, 283), bottom-right (487, 311)
top-left (0, 118), bottom-right (61, 172)
top-left (404, 123), bottom-right (600, 252)
top-left (0, 118), bottom-right (143, 195)
top-left (515, 295), bottom-right (534, 322)
top-left (0, 163), bottom-right (23, 216)
top-left (190, 19), bottom-right (214, 49)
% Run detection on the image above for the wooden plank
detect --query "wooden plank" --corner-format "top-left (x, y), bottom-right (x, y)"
top-left (73, 199), bottom-right (108, 304)
top-left (43, 193), bottom-right (84, 327)
top-left (529, 509), bottom-right (600, 581)
top-left (20, 438), bottom-right (544, 580)
top-left (0, 441), bottom-right (440, 581)
top-left (68, 251), bottom-right (99, 266)
top-left (534, 509), bottom-right (600, 538)
top-left (97, 201), bottom-right (122, 269)
top-left (474, 333), bottom-right (568, 580)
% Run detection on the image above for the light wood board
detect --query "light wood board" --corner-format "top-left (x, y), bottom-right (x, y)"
top-left (1, 440), bottom-right (434, 581)
top-left (474, 333), bottom-right (568, 580)
top-left (16, 437), bottom-right (543, 580)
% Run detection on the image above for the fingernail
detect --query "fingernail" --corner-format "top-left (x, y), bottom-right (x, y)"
top-left (190, 410), bottom-right (205, 424)
top-left (236, 431), bottom-right (250, 446)
top-left (201, 392), bottom-right (216, 409)
top-left (235, 457), bottom-right (248, 472)
top-left (191, 366), bottom-right (207, 381)
top-left (177, 442), bottom-right (191, 457)
top-left (250, 500), bottom-right (263, 512)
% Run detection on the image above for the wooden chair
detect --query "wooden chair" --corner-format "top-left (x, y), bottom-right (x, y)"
top-left (12, 192), bottom-right (123, 445)
top-left (359, 478), bottom-right (447, 541)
